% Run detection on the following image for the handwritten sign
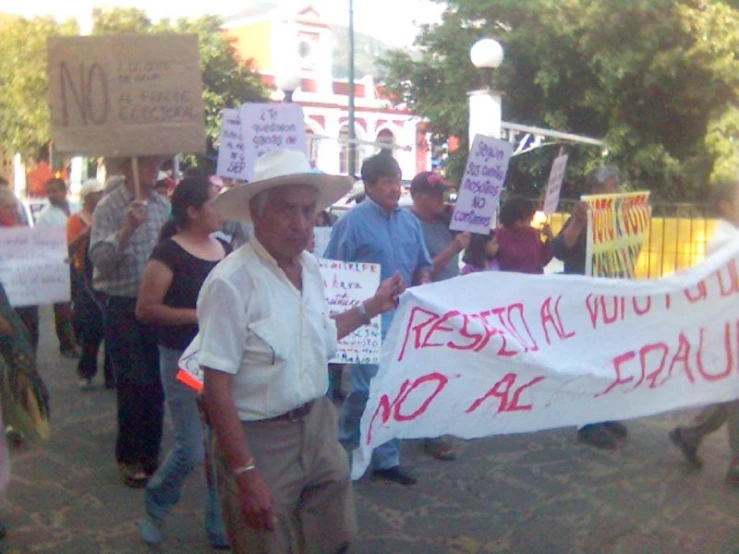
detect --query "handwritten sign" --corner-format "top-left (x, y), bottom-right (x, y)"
top-left (240, 103), bottom-right (307, 181)
top-left (543, 154), bottom-right (568, 215)
top-left (583, 192), bottom-right (651, 278)
top-left (176, 258), bottom-right (381, 391)
top-left (216, 109), bottom-right (249, 180)
top-left (319, 260), bottom-right (381, 364)
top-left (350, 243), bottom-right (739, 478)
top-left (0, 227), bottom-right (71, 307)
top-left (48, 34), bottom-right (205, 156)
top-left (450, 135), bottom-right (513, 235)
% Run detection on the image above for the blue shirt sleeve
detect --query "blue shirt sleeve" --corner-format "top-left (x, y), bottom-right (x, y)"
top-left (324, 215), bottom-right (355, 262)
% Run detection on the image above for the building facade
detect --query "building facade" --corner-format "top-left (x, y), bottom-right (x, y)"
top-left (224, 4), bottom-right (431, 178)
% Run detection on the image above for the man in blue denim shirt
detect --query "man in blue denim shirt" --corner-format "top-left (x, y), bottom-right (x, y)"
top-left (325, 154), bottom-right (432, 485)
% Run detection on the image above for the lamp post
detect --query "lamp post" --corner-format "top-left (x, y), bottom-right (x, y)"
top-left (468, 38), bottom-right (504, 145)
top-left (275, 71), bottom-right (302, 103)
top-left (347, 0), bottom-right (357, 177)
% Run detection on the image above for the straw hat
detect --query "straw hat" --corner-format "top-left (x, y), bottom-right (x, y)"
top-left (212, 149), bottom-right (351, 222)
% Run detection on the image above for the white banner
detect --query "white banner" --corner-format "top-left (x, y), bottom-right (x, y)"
top-left (216, 108), bottom-right (249, 181)
top-left (450, 135), bottom-right (512, 235)
top-left (0, 227), bottom-right (71, 307)
top-left (352, 242), bottom-right (739, 478)
top-left (240, 103), bottom-right (307, 182)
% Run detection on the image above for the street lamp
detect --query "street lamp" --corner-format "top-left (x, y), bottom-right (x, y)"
top-left (468, 38), bottom-right (504, 143)
top-left (276, 71), bottom-right (302, 103)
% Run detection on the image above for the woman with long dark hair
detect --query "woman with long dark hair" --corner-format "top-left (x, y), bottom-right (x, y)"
top-left (134, 177), bottom-right (230, 548)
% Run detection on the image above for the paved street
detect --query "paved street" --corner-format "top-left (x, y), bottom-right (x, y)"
top-left (1, 307), bottom-right (738, 553)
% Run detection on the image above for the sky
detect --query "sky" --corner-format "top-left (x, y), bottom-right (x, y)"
top-left (0, 0), bottom-right (445, 47)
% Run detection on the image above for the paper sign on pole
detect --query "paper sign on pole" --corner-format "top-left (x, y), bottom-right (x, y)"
top-left (543, 154), bottom-right (568, 215)
top-left (216, 109), bottom-right (249, 180)
top-left (351, 243), bottom-right (739, 479)
top-left (48, 34), bottom-right (206, 157)
top-left (0, 227), bottom-right (70, 307)
top-left (176, 259), bottom-right (381, 391)
top-left (240, 103), bottom-right (308, 181)
top-left (320, 260), bottom-right (381, 365)
top-left (584, 192), bottom-right (651, 278)
top-left (450, 135), bottom-right (513, 235)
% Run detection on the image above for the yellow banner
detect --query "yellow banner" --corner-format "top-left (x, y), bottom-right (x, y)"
top-left (583, 191), bottom-right (651, 278)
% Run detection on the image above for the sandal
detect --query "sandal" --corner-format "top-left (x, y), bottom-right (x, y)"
top-left (118, 462), bottom-right (148, 489)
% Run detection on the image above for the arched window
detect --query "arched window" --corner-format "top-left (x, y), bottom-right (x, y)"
top-left (376, 129), bottom-right (395, 156)
top-left (339, 126), bottom-right (361, 176)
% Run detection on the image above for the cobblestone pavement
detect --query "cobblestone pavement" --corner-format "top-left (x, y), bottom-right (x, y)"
top-left (1, 308), bottom-right (737, 553)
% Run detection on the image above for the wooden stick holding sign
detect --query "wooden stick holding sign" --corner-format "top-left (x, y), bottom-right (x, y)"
top-left (131, 157), bottom-right (142, 199)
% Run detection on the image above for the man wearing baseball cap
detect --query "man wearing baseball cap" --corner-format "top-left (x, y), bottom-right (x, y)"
top-left (408, 171), bottom-right (470, 461)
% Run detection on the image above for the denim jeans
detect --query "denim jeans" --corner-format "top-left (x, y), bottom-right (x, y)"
top-left (338, 363), bottom-right (400, 470)
top-left (145, 346), bottom-right (226, 544)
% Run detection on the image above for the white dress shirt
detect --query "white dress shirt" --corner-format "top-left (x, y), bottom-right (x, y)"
top-left (35, 204), bottom-right (69, 228)
top-left (197, 237), bottom-right (338, 421)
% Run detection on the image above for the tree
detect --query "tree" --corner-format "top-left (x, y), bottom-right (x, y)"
top-left (0, 8), bottom-right (268, 167)
top-left (0, 16), bottom-right (78, 156)
top-left (380, 0), bottom-right (739, 201)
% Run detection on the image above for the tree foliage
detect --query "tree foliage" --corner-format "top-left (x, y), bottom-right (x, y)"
top-left (380, 0), bottom-right (739, 201)
top-left (0, 8), bottom-right (268, 165)
top-left (0, 16), bottom-right (78, 156)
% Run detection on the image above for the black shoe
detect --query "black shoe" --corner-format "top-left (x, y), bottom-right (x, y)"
top-left (578, 424), bottom-right (617, 450)
top-left (604, 421), bottom-right (628, 439)
top-left (669, 428), bottom-right (703, 469)
top-left (372, 466), bottom-right (417, 486)
top-left (60, 347), bottom-right (81, 359)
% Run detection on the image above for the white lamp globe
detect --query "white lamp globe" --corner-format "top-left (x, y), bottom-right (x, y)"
top-left (470, 38), bottom-right (504, 69)
top-left (275, 71), bottom-right (302, 92)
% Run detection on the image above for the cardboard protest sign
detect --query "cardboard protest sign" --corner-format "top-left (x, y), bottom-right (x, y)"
top-left (543, 154), bottom-right (569, 215)
top-left (216, 109), bottom-right (249, 180)
top-left (450, 135), bottom-right (513, 235)
top-left (351, 243), bottom-right (739, 478)
top-left (0, 227), bottom-right (70, 307)
top-left (240, 103), bottom-right (308, 181)
top-left (48, 34), bottom-right (205, 157)
top-left (319, 260), bottom-right (381, 364)
top-left (176, 258), bottom-right (381, 391)
top-left (583, 192), bottom-right (651, 278)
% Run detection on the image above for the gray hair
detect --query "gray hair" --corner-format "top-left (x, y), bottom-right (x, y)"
top-left (586, 166), bottom-right (620, 192)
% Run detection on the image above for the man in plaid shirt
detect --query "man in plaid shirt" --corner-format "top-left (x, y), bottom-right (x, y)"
top-left (89, 155), bottom-right (171, 488)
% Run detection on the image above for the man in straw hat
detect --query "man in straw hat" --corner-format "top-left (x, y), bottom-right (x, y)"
top-left (199, 148), bottom-right (404, 553)
top-left (89, 155), bottom-right (171, 487)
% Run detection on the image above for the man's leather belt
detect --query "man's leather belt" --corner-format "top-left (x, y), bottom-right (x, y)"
top-left (263, 401), bottom-right (314, 423)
